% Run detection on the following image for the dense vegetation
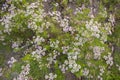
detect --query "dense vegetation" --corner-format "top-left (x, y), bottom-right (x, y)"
top-left (0, 0), bottom-right (120, 80)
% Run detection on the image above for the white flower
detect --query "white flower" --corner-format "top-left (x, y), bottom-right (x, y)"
top-left (34, 36), bottom-right (45, 44)
top-left (45, 73), bottom-right (57, 80)
top-left (73, 55), bottom-right (77, 60)
top-left (12, 42), bottom-right (19, 48)
top-left (43, 0), bottom-right (48, 2)
top-left (64, 60), bottom-right (68, 65)
top-left (31, 46), bottom-right (46, 60)
top-left (118, 67), bottom-right (120, 71)
top-left (54, 3), bottom-right (59, 7)
top-left (93, 46), bottom-right (104, 59)
top-left (108, 14), bottom-right (115, 26)
top-left (50, 40), bottom-right (59, 48)
top-left (8, 57), bottom-right (17, 67)
top-left (82, 68), bottom-right (89, 76)
top-left (104, 53), bottom-right (113, 66)
top-left (45, 75), bottom-right (49, 79)
top-left (14, 64), bottom-right (30, 80)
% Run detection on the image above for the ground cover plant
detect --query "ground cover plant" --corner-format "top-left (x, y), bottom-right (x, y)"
top-left (0, 0), bottom-right (120, 80)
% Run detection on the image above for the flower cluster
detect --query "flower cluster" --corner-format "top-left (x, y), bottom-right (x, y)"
top-left (108, 14), bottom-right (115, 26)
top-left (68, 49), bottom-right (81, 73)
top-left (97, 66), bottom-right (105, 80)
top-left (45, 73), bottom-right (57, 80)
top-left (31, 46), bottom-right (46, 60)
top-left (26, 2), bottom-right (45, 31)
top-left (13, 64), bottom-right (30, 80)
top-left (7, 57), bottom-right (17, 67)
top-left (97, 75), bottom-right (103, 80)
top-left (93, 46), bottom-right (105, 59)
top-left (84, 18), bottom-right (112, 43)
top-left (74, 4), bottom-right (85, 14)
top-left (47, 50), bottom-right (60, 67)
top-left (1, 2), bottom-right (9, 11)
top-left (48, 11), bottom-right (75, 33)
top-left (50, 40), bottom-right (59, 48)
top-left (82, 68), bottom-right (89, 76)
top-left (99, 66), bottom-right (105, 76)
top-left (1, 2), bottom-right (16, 34)
top-left (59, 62), bottom-right (68, 73)
top-left (74, 34), bottom-right (87, 46)
top-left (33, 36), bottom-right (45, 45)
top-left (59, 48), bottom-right (81, 73)
top-left (1, 14), bottom-right (12, 34)
top-left (85, 19), bottom-right (101, 38)
top-left (104, 53), bottom-right (113, 67)
top-left (12, 42), bottom-right (19, 49)
top-left (62, 46), bottom-right (70, 54)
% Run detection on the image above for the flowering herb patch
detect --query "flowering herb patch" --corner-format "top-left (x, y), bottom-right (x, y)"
top-left (0, 0), bottom-right (120, 80)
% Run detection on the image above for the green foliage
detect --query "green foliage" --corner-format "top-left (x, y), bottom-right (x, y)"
top-left (22, 54), bottom-right (49, 80)
top-left (30, 60), bottom-right (48, 80)
top-left (111, 24), bottom-right (120, 46)
top-left (54, 61), bottom-right (65, 80)
top-left (12, 62), bottom-right (23, 73)
top-left (0, 54), bottom-right (5, 66)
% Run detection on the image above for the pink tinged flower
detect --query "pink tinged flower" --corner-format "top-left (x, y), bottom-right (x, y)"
top-left (8, 57), bottom-right (17, 67)
top-left (12, 42), bottom-right (19, 48)
top-left (63, 27), bottom-right (69, 32)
